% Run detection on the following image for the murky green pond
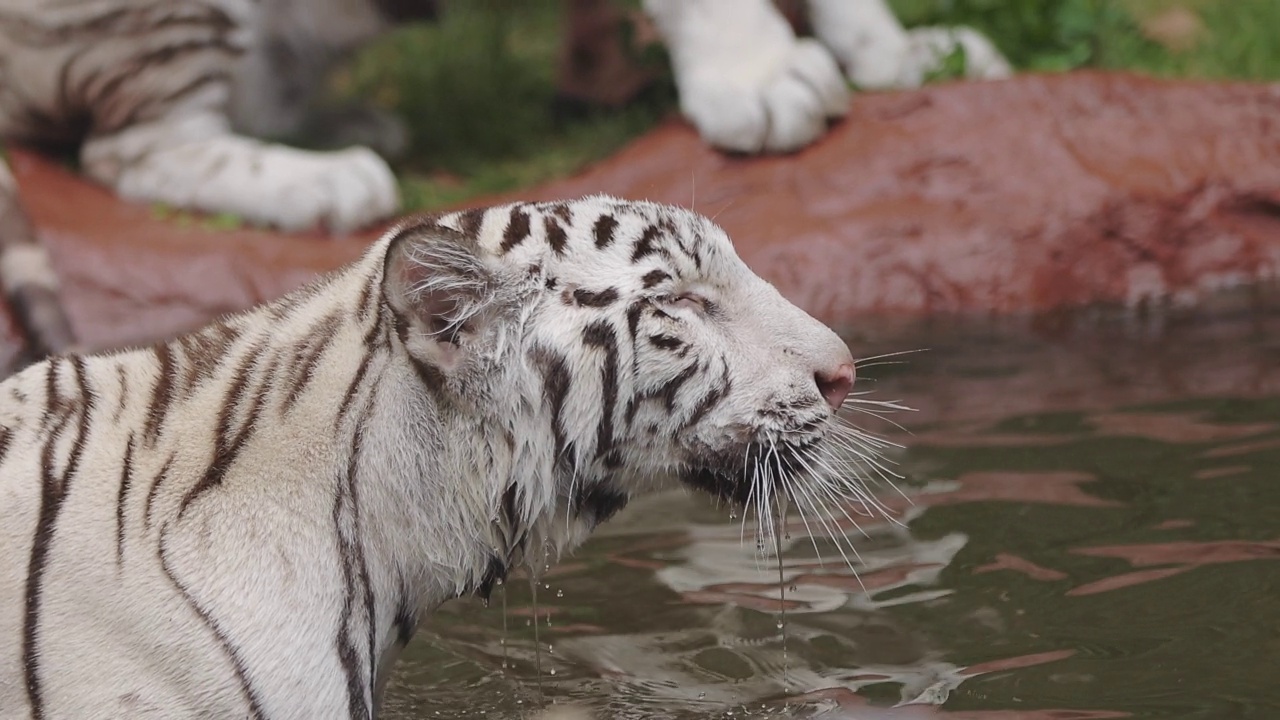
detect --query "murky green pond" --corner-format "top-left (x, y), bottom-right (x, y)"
top-left (386, 300), bottom-right (1280, 719)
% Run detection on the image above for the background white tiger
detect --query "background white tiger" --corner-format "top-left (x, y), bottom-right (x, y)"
top-left (0, 196), bottom-right (868, 718)
top-left (0, 0), bottom-right (439, 369)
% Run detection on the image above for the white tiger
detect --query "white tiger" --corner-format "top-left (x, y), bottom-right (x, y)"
top-left (0, 0), bottom-right (439, 366)
top-left (0, 196), bottom-right (868, 718)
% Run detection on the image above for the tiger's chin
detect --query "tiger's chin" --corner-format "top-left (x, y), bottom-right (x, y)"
top-left (678, 439), bottom-right (827, 508)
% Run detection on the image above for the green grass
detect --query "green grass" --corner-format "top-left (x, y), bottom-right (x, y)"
top-left (344, 0), bottom-right (1280, 213)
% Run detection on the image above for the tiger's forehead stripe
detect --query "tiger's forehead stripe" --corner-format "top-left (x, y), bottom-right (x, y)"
top-left (437, 197), bottom-right (721, 283)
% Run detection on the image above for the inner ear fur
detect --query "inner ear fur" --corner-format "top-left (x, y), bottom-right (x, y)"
top-left (382, 223), bottom-right (496, 368)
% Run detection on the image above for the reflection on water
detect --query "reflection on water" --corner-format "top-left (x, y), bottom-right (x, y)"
top-left (385, 298), bottom-right (1280, 719)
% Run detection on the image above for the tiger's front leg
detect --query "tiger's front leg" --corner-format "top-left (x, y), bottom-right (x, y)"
top-left (643, 0), bottom-right (850, 154)
top-left (79, 112), bottom-right (399, 234)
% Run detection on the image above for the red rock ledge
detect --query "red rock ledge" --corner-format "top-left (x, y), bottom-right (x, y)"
top-left (7, 71), bottom-right (1280, 363)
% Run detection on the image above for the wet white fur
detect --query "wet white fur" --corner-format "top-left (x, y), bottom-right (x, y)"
top-left (0, 196), bottom-right (853, 717)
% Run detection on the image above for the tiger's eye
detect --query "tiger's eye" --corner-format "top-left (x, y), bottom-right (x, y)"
top-left (672, 294), bottom-right (707, 312)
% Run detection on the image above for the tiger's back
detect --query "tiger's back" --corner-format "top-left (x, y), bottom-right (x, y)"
top-left (0, 253), bottom-right (397, 717)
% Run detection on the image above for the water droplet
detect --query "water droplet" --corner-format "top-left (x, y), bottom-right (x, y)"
top-left (549, 668), bottom-right (557, 676)
top-left (555, 589), bottom-right (564, 598)
top-left (526, 618), bottom-right (532, 626)
top-left (547, 645), bottom-right (554, 654)
top-left (776, 621), bottom-right (784, 630)
top-left (698, 692), bottom-right (706, 700)
top-left (544, 583), bottom-right (550, 590)
top-left (728, 512), bottom-right (737, 520)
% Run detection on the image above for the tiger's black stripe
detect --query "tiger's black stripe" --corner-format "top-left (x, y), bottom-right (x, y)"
top-left (498, 483), bottom-right (530, 561)
top-left (333, 424), bottom-right (374, 720)
top-left (631, 224), bottom-right (663, 262)
top-left (112, 364), bottom-right (129, 423)
top-left (649, 334), bottom-right (684, 352)
top-left (114, 435), bottom-right (136, 567)
top-left (0, 425), bottom-right (13, 466)
top-left (143, 454), bottom-right (176, 529)
top-left (500, 207), bottom-right (531, 254)
top-left (530, 347), bottom-right (572, 465)
top-left (157, 526), bottom-right (267, 720)
top-left (143, 343), bottom-right (175, 443)
top-left (641, 269), bottom-right (670, 288)
top-left (179, 344), bottom-right (270, 517)
top-left (22, 362), bottom-right (73, 719)
top-left (176, 323), bottom-right (239, 397)
top-left (2, 5), bottom-right (238, 46)
top-left (625, 361), bottom-right (699, 426)
top-left (574, 482), bottom-right (630, 527)
top-left (544, 215), bottom-right (567, 256)
top-left (625, 300), bottom-right (645, 377)
top-left (571, 288), bottom-right (619, 308)
top-left (593, 214), bottom-right (619, 249)
top-left (683, 362), bottom-right (732, 429)
top-left (354, 270), bottom-right (380, 326)
top-left (337, 352), bottom-right (374, 428)
top-left (582, 321), bottom-right (620, 467)
top-left (542, 202), bottom-right (573, 223)
top-left (454, 208), bottom-right (485, 238)
top-left (281, 312), bottom-right (343, 413)
top-left (95, 38), bottom-right (248, 132)
top-left (392, 580), bottom-right (417, 646)
top-left (23, 357), bottom-right (94, 719)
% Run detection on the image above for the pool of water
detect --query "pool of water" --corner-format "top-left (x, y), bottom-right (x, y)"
top-left (384, 298), bottom-right (1280, 719)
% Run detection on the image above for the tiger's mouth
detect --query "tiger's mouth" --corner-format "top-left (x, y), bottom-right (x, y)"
top-left (679, 440), bottom-right (821, 507)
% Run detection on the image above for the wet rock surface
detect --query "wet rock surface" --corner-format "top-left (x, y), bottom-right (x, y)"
top-left (5, 71), bottom-right (1280, 368)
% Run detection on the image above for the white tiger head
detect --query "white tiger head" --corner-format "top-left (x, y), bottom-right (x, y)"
top-left (382, 196), bottom-right (867, 578)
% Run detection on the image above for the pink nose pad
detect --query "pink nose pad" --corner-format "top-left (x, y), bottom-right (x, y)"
top-left (815, 363), bottom-right (855, 411)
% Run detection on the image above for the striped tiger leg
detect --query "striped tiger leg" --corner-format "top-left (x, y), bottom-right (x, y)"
top-left (0, 159), bottom-right (76, 370)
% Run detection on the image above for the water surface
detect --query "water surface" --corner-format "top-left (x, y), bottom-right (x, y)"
top-left (385, 299), bottom-right (1280, 719)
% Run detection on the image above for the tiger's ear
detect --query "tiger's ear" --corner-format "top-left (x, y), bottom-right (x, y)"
top-left (381, 223), bottom-right (496, 372)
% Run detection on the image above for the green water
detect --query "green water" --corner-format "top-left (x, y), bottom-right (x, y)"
top-left (385, 302), bottom-right (1280, 719)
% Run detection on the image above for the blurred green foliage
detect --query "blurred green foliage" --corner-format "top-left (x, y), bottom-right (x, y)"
top-left (343, 0), bottom-right (671, 210)
top-left (891, 0), bottom-right (1280, 80)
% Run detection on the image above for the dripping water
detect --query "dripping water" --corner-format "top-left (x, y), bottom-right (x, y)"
top-left (774, 492), bottom-right (790, 692)
top-left (531, 544), bottom-right (555, 704)
top-left (499, 579), bottom-right (509, 670)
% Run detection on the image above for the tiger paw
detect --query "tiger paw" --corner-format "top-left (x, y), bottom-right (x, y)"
top-left (645, 0), bottom-right (849, 154)
top-left (83, 129), bottom-right (400, 235)
top-left (808, 0), bottom-right (1011, 90)
top-left (896, 26), bottom-right (1013, 87)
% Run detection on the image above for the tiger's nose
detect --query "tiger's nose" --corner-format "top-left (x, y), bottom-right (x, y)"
top-left (815, 363), bottom-right (855, 411)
